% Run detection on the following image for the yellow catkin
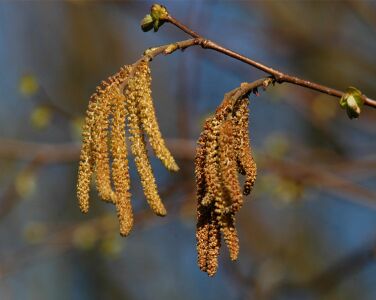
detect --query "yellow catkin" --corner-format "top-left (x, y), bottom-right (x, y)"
top-left (233, 98), bottom-right (257, 195)
top-left (77, 66), bottom-right (130, 210)
top-left (219, 212), bottom-right (239, 261)
top-left (91, 67), bottom-right (131, 203)
top-left (125, 65), bottom-right (167, 216)
top-left (92, 83), bottom-right (116, 202)
top-left (137, 63), bottom-right (179, 172)
top-left (218, 120), bottom-right (243, 213)
top-left (77, 97), bottom-right (97, 213)
top-left (111, 90), bottom-right (133, 236)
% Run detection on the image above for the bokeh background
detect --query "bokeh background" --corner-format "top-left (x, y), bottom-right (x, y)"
top-left (0, 1), bottom-right (376, 299)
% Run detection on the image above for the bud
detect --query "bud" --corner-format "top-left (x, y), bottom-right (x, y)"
top-left (141, 14), bottom-right (154, 32)
top-left (150, 4), bottom-right (168, 21)
top-left (339, 86), bottom-right (364, 119)
top-left (141, 4), bottom-right (169, 32)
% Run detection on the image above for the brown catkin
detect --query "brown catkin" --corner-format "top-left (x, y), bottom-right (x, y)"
top-left (125, 64), bottom-right (167, 216)
top-left (202, 117), bottom-right (222, 208)
top-left (111, 90), bottom-right (133, 236)
top-left (137, 63), bottom-right (179, 172)
top-left (206, 215), bottom-right (221, 277)
top-left (219, 212), bottom-right (239, 261)
top-left (218, 120), bottom-right (243, 213)
top-left (195, 128), bottom-right (211, 271)
top-left (196, 204), bottom-right (211, 272)
top-left (233, 98), bottom-right (257, 195)
top-left (195, 91), bottom-right (258, 276)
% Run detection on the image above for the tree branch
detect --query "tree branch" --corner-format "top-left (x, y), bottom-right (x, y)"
top-left (156, 11), bottom-right (376, 108)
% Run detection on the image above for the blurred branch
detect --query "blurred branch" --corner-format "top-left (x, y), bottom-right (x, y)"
top-left (0, 159), bottom-right (41, 220)
top-left (274, 239), bottom-right (376, 296)
top-left (0, 180), bottom-right (186, 280)
top-left (0, 138), bottom-right (195, 164)
top-left (262, 155), bottom-right (376, 211)
top-left (1, 138), bottom-right (375, 210)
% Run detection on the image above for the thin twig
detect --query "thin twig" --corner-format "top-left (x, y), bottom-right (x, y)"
top-left (158, 13), bottom-right (376, 108)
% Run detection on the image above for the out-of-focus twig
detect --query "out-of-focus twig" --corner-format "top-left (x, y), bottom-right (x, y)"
top-left (273, 239), bottom-right (376, 296)
top-left (0, 138), bottom-right (375, 210)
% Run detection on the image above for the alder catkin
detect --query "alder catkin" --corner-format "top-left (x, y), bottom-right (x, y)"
top-left (125, 63), bottom-right (167, 216)
top-left (194, 91), bottom-right (257, 276)
top-left (218, 120), bottom-right (243, 212)
top-left (77, 62), bottom-right (178, 235)
top-left (202, 117), bottom-right (221, 208)
top-left (137, 63), bottom-right (179, 172)
top-left (219, 212), bottom-right (239, 261)
top-left (206, 215), bottom-right (221, 277)
top-left (111, 91), bottom-right (133, 236)
top-left (233, 98), bottom-right (257, 195)
top-left (92, 84), bottom-right (116, 202)
top-left (77, 97), bottom-right (97, 213)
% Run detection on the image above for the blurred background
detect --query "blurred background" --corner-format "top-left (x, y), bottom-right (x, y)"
top-left (0, 1), bottom-right (376, 299)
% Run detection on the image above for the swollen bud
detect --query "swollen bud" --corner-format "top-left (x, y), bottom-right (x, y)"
top-left (141, 4), bottom-right (169, 32)
top-left (141, 14), bottom-right (154, 32)
top-left (339, 86), bottom-right (364, 119)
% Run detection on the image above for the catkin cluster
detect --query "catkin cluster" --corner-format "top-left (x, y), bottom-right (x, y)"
top-left (195, 93), bottom-right (257, 276)
top-left (77, 61), bottom-right (179, 237)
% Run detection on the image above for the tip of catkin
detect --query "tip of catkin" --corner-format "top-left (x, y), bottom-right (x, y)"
top-left (79, 203), bottom-right (89, 214)
top-left (155, 206), bottom-right (167, 217)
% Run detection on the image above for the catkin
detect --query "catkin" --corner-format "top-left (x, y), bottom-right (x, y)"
top-left (111, 90), bottom-right (133, 236)
top-left (202, 118), bottom-right (222, 208)
top-left (137, 63), bottom-right (179, 172)
top-left (218, 120), bottom-right (243, 212)
top-left (77, 97), bottom-right (97, 213)
top-left (195, 90), bottom-right (257, 276)
top-left (92, 83), bottom-right (116, 202)
top-left (219, 212), bottom-right (239, 261)
top-left (206, 214), bottom-right (221, 277)
top-left (125, 63), bottom-right (167, 216)
top-left (77, 61), bottom-right (178, 235)
top-left (233, 98), bottom-right (257, 195)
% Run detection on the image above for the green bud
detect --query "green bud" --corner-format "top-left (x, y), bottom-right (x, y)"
top-left (150, 4), bottom-right (168, 21)
top-left (339, 86), bottom-right (364, 119)
top-left (141, 14), bottom-right (154, 32)
top-left (141, 4), bottom-right (169, 33)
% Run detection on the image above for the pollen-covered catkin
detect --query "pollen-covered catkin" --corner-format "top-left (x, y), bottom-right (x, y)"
top-left (125, 64), bottom-right (167, 216)
top-left (218, 120), bottom-right (243, 213)
top-left (77, 97), bottom-right (97, 213)
top-left (202, 117), bottom-right (222, 208)
top-left (93, 84), bottom-right (116, 202)
top-left (219, 212), bottom-right (239, 261)
top-left (111, 90), bottom-right (133, 236)
top-left (233, 98), bottom-right (257, 195)
top-left (195, 90), bottom-right (257, 276)
top-left (77, 62), bottom-right (178, 235)
top-left (195, 127), bottom-right (211, 271)
top-left (137, 62), bottom-right (179, 172)
top-left (206, 215), bottom-right (221, 277)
